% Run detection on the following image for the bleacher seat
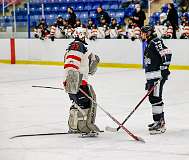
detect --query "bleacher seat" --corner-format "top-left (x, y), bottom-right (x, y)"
top-left (59, 6), bottom-right (67, 12)
top-left (109, 4), bottom-right (119, 10)
top-left (76, 4), bottom-right (84, 11)
top-left (89, 11), bottom-right (96, 18)
top-left (108, 11), bottom-right (116, 17)
top-left (52, 6), bottom-right (58, 12)
top-left (101, 4), bottom-right (109, 10)
top-left (79, 12), bottom-right (88, 19)
top-left (92, 3), bottom-right (100, 10)
top-left (84, 5), bottom-right (92, 11)
top-left (161, 4), bottom-right (168, 13)
top-left (115, 10), bottom-right (124, 18)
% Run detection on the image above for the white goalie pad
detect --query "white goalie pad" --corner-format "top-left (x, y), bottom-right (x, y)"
top-left (64, 70), bottom-right (83, 94)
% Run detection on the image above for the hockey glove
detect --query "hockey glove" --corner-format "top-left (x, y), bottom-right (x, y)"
top-left (161, 66), bottom-right (170, 80)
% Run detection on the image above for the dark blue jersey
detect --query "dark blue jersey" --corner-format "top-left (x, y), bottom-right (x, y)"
top-left (144, 37), bottom-right (172, 81)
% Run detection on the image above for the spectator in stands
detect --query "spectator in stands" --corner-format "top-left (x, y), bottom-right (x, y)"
top-left (109, 18), bottom-right (123, 39)
top-left (131, 3), bottom-right (146, 28)
top-left (74, 19), bottom-right (85, 28)
top-left (34, 18), bottom-right (50, 40)
top-left (87, 19), bottom-right (98, 40)
top-left (180, 14), bottom-right (188, 26)
top-left (180, 21), bottom-right (189, 39)
top-left (96, 6), bottom-right (111, 26)
top-left (67, 7), bottom-right (76, 28)
top-left (98, 17), bottom-right (110, 38)
top-left (63, 19), bottom-right (69, 29)
top-left (165, 3), bottom-right (179, 39)
top-left (161, 22), bottom-right (173, 39)
top-left (122, 17), bottom-right (134, 38)
top-left (130, 23), bottom-right (141, 41)
top-left (50, 16), bottom-right (65, 41)
top-left (87, 18), bottom-right (97, 30)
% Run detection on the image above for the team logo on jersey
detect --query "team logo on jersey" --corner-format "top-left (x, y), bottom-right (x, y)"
top-left (144, 57), bottom-right (151, 66)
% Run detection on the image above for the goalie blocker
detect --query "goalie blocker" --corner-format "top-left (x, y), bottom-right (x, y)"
top-left (63, 30), bottom-right (100, 134)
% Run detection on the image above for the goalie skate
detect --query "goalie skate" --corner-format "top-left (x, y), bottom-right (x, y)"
top-left (80, 131), bottom-right (99, 138)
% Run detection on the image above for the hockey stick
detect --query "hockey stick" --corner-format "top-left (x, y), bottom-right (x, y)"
top-left (79, 88), bottom-right (145, 143)
top-left (32, 85), bottom-right (145, 142)
top-left (106, 80), bottom-right (160, 132)
top-left (32, 85), bottom-right (64, 90)
top-left (10, 132), bottom-right (74, 139)
top-left (10, 131), bottom-right (104, 139)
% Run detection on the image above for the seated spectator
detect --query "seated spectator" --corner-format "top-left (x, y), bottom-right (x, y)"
top-left (50, 16), bottom-right (65, 41)
top-left (87, 19), bottom-right (97, 30)
top-left (66, 25), bottom-right (75, 39)
top-left (34, 18), bottom-right (50, 40)
top-left (180, 21), bottom-right (189, 39)
top-left (180, 14), bottom-right (188, 26)
top-left (98, 17), bottom-right (110, 39)
top-left (86, 19), bottom-right (98, 40)
top-left (130, 23), bottom-right (141, 41)
top-left (161, 22), bottom-right (173, 39)
top-left (67, 7), bottom-right (77, 28)
top-left (74, 19), bottom-right (86, 28)
top-left (109, 18), bottom-right (123, 39)
top-left (96, 6), bottom-right (111, 26)
top-left (131, 3), bottom-right (146, 28)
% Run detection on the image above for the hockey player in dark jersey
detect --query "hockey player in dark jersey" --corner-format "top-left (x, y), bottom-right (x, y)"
top-left (141, 25), bottom-right (172, 135)
top-left (63, 30), bottom-right (100, 136)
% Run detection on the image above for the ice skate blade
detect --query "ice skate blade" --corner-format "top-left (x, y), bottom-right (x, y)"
top-left (149, 128), bottom-right (166, 135)
top-left (79, 132), bottom-right (99, 138)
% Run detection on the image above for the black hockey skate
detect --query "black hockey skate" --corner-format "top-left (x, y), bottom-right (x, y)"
top-left (148, 119), bottom-right (166, 135)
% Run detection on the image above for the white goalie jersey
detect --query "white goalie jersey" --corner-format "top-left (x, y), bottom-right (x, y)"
top-left (64, 40), bottom-right (100, 93)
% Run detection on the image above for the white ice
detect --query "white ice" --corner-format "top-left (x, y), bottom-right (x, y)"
top-left (0, 64), bottom-right (189, 160)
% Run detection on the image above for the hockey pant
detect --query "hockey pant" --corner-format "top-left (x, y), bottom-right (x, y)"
top-left (148, 78), bottom-right (166, 122)
top-left (68, 84), bottom-right (100, 133)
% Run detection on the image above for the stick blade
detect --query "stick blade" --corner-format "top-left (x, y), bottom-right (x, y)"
top-left (137, 136), bottom-right (145, 143)
top-left (105, 126), bottom-right (117, 132)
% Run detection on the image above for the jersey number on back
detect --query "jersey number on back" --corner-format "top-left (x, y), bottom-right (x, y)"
top-left (70, 43), bottom-right (80, 51)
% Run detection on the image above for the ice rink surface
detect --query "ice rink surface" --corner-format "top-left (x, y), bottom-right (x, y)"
top-left (0, 64), bottom-right (189, 160)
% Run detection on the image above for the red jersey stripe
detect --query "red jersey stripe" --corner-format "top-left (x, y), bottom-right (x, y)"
top-left (66, 55), bottom-right (81, 62)
top-left (64, 64), bottom-right (79, 70)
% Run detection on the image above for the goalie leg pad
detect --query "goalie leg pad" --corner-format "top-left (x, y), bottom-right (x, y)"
top-left (68, 85), bottom-right (100, 133)
top-left (84, 85), bottom-right (100, 132)
top-left (64, 70), bottom-right (83, 94)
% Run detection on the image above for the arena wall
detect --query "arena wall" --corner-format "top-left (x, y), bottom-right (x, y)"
top-left (0, 39), bottom-right (189, 70)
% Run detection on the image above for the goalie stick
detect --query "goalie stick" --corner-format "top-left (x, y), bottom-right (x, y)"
top-left (32, 85), bottom-right (145, 142)
top-left (10, 131), bottom-right (104, 139)
top-left (106, 81), bottom-right (160, 132)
